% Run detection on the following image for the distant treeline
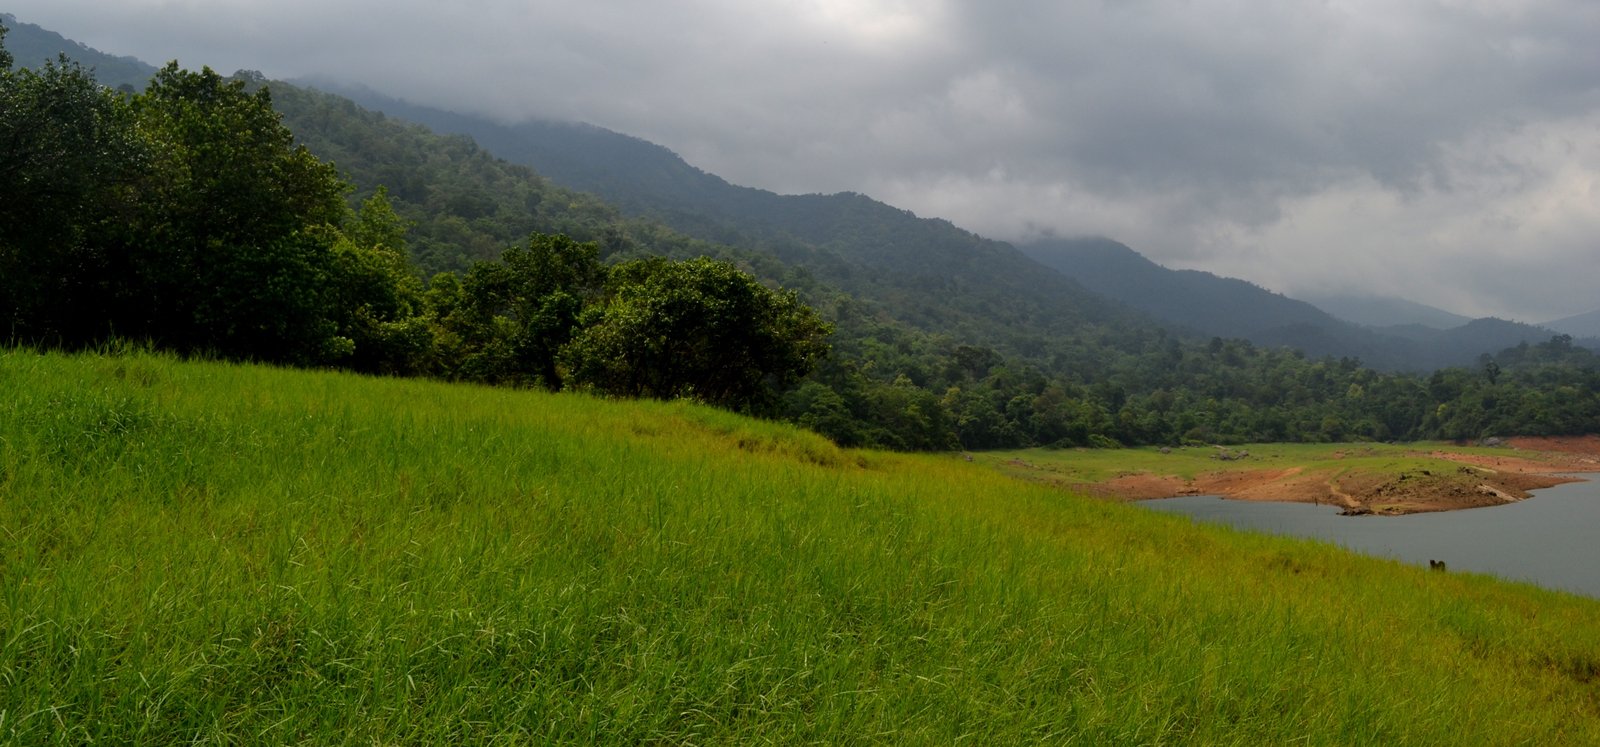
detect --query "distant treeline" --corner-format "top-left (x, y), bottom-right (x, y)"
top-left (4, 29), bottom-right (1597, 449)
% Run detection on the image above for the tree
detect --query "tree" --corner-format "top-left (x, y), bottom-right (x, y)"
top-left (0, 37), bottom-right (144, 343)
top-left (429, 233), bottom-right (604, 386)
top-left (563, 257), bottom-right (832, 413)
top-left (119, 65), bottom-right (353, 363)
top-left (328, 189), bottom-right (432, 375)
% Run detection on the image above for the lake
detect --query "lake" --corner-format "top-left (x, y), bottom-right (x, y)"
top-left (1141, 475), bottom-right (1600, 598)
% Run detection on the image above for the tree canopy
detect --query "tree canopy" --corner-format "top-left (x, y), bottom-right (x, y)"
top-left (563, 257), bottom-right (832, 413)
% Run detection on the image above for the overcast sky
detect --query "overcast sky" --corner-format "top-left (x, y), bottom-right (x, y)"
top-left (9, 1), bottom-right (1599, 322)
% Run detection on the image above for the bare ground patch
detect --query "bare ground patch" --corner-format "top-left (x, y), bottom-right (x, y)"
top-left (1100, 436), bottom-right (1600, 515)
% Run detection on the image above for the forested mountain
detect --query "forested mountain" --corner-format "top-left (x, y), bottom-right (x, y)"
top-left (299, 84), bottom-right (1589, 373)
top-left (7, 16), bottom-right (1600, 449)
top-left (1020, 236), bottom-right (1349, 339)
top-left (299, 82), bottom-right (1146, 353)
top-left (1021, 237), bottom-right (1578, 371)
top-left (1301, 292), bottom-right (1472, 330)
top-left (1544, 308), bottom-right (1600, 340)
top-left (0, 13), bottom-right (153, 89)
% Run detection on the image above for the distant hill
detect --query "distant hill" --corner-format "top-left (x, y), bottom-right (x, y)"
top-left (1544, 308), bottom-right (1600, 340)
top-left (1019, 237), bottom-right (1342, 340)
top-left (0, 13), bottom-right (156, 89)
top-left (1301, 293), bottom-right (1472, 330)
top-left (1019, 237), bottom-right (1575, 370)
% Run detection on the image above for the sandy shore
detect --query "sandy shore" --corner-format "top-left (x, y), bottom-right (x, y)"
top-left (1110, 436), bottom-right (1600, 516)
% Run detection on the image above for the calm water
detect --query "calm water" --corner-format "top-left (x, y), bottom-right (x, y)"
top-left (1141, 475), bottom-right (1600, 598)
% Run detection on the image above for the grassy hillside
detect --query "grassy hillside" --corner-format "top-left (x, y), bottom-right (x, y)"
top-left (3, 348), bottom-right (1599, 742)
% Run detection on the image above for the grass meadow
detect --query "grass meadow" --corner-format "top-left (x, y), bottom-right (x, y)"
top-left (3, 348), bottom-right (1599, 743)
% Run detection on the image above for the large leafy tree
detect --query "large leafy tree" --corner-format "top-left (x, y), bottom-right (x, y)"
top-left (122, 65), bottom-right (353, 363)
top-left (563, 256), bottom-right (832, 413)
top-left (0, 30), bottom-right (145, 343)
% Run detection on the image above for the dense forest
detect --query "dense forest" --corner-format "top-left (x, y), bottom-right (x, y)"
top-left (4, 26), bottom-right (1598, 450)
top-left (320, 84), bottom-right (1600, 371)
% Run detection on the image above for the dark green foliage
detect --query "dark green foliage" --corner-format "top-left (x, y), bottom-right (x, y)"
top-left (121, 65), bottom-right (354, 364)
top-left (0, 49), bottom-right (373, 366)
top-left (428, 233), bottom-right (604, 386)
top-left (564, 257), bottom-right (832, 414)
top-left (0, 47), bottom-right (144, 343)
top-left (327, 189), bottom-right (434, 375)
top-left (0, 23), bottom-right (832, 413)
top-left (0, 42), bottom-right (454, 372)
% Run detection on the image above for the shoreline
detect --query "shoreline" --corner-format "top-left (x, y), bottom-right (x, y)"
top-left (980, 435), bottom-right (1600, 517)
top-left (1119, 436), bottom-right (1600, 515)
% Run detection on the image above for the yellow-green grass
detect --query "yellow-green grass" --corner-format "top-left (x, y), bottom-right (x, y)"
top-left (978, 442), bottom-right (1514, 489)
top-left (3, 348), bottom-right (1599, 743)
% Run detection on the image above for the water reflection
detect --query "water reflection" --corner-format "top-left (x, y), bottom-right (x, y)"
top-left (1141, 475), bottom-right (1600, 598)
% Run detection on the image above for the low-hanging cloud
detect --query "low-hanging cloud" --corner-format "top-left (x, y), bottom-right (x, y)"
top-left (10, 0), bottom-right (1599, 320)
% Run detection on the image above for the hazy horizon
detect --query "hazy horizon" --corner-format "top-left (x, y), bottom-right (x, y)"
top-left (6, 2), bottom-right (1597, 323)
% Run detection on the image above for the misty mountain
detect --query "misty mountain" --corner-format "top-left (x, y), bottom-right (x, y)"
top-left (1301, 293), bottom-right (1473, 330)
top-left (1544, 309), bottom-right (1600, 340)
top-left (297, 83), bottom-right (1590, 373)
top-left (1019, 237), bottom-right (1574, 371)
top-left (14, 17), bottom-right (1600, 451)
top-left (299, 81), bottom-right (1155, 354)
top-left (6, 17), bottom-right (1578, 377)
top-left (0, 13), bottom-right (155, 89)
top-left (1019, 237), bottom-right (1343, 338)
top-left (1020, 237), bottom-right (1414, 367)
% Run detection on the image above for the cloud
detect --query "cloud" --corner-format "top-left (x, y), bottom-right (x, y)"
top-left (8, 0), bottom-right (1599, 320)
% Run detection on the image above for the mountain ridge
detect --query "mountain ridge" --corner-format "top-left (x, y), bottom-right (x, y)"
top-left (1020, 237), bottom-right (1579, 370)
top-left (1301, 292), bottom-right (1473, 330)
top-left (297, 79), bottom-right (1157, 355)
top-left (1544, 308), bottom-right (1600, 340)
top-left (0, 13), bottom-right (156, 89)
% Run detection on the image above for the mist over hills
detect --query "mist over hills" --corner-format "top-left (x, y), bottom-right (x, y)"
top-left (293, 82), bottom-right (1589, 372)
top-left (0, 12), bottom-right (153, 89)
top-left (1020, 237), bottom-right (1585, 371)
top-left (1299, 293), bottom-right (1473, 330)
top-left (3, 15), bottom-right (1585, 376)
top-left (9, 13), bottom-right (1600, 452)
top-left (1544, 308), bottom-right (1600, 340)
top-left (300, 81), bottom-right (1152, 350)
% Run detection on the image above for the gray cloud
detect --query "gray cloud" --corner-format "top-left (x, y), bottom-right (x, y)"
top-left (10, 0), bottom-right (1599, 321)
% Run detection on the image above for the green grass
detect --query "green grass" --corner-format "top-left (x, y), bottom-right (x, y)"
top-left (3, 348), bottom-right (1599, 743)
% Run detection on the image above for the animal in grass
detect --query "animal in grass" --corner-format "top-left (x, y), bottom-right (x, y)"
top-left (1429, 559), bottom-right (1448, 572)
